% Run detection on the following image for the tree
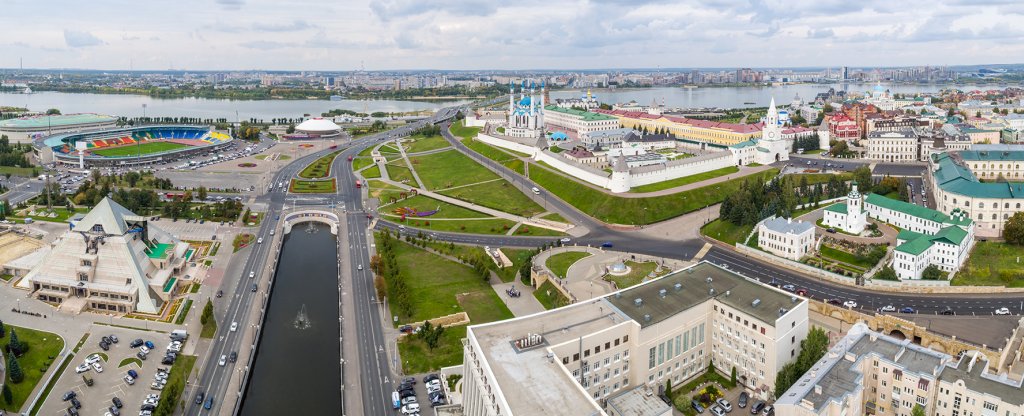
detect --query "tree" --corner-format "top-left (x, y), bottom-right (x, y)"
top-left (731, 366), bottom-right (738, 386)
top-left (2, 383), bottom-right (12, 405)
top-left (922, 264), bottom-right (944, 280)
top-left (0, 318), bottom-right (5, 338)
top-left (201, 299), bottom-right (213, 325)
top-left (7, 327), bottom-right (24, 355)
top-left (852, 166), bottom-right (872, 191)
top-left (875, 265), bottom-right (899, 281)
top-left (418, 321), bottom-right (446, 351)
top-left (665, 379), bottom-right (673, 400)
top-left (46, 108), bottom-right (61, 115)
top-left (8, 354), bottom-right (24, 383)
top-left (1004, 212), bottom-right (1024, 245)
top-left (286, 123), bottom-right (296, 134)
top-left (911, 405), bottom-right (926, 416)
top-left (197, 186), bottom-right (208, 201)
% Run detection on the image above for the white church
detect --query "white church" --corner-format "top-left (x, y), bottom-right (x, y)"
top-left (822, 181), bottom-right (868, 235)
top-left (729, 97), bottom-right (792, 166)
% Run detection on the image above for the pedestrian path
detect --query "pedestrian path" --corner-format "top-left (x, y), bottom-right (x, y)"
top-left (396, 139), bottom-right (426, 189)
top-left (692, 242), bottom-right (713, 261)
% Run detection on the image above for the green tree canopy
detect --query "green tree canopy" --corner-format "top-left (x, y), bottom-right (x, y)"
top-left (1003, 212), bottom-right (1024, 245)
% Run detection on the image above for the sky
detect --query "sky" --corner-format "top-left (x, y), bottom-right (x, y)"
top-left (2, 0), bottom-right (1024, 71)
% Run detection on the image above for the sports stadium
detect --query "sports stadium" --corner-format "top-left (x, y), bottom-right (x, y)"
top-left (33, 125), bottom-right (234, 168)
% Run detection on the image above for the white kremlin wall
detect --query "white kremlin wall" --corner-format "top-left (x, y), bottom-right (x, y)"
top-left (475, 132), bottom-right (736, 193)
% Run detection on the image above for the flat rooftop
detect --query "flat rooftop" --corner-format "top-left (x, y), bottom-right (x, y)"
top-left (0, 113), bottom-right (117, 129)
top-left (941, 354), bottom-right (1024, 406)
top-left (467, 261), bottom-right (799, 415)
top-left (607, 262), bottom-right (800, 328)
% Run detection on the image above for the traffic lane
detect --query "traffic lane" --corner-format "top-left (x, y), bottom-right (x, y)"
top-left (348, 214), bottom-right (390, 416)
top-left (702, 247), bottom-right (1024, 315)
top-left (873, 163), bottom-right (926, 177)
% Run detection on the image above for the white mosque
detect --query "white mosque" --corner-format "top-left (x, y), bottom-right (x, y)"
top-left (506, 80), bottom-right (545, 139)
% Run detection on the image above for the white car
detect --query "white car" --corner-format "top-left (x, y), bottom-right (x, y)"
top-left (86, 354), bottom-right (102, 365)
top-left (995, 307), bottom-right (1011, 315)
top-left (880, 305), bottom-right (896, 312)
top-left (75, 364), bottom-right (91, 374)
top-left (124, 375), bottom-right (135, 385)
top-left (401, 403), bottom-right (420, 415)
top-left (140, 346), bottom-right (150, 354)
top-left (218, 355), bottom-right (227, 366)
top-left (230, 321), bottom-right (238, 332)
top-left (560, 237), bottom-right (571, 243)
top-left (843, 300), bottom-right (858, 309)
top-left (93, 362), bottom-right (104, 373)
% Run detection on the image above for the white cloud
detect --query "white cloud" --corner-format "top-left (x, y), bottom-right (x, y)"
top-left (0, 0), bottom-right (1018, 70)
top-left (63, 30), bottom-right (104, 48)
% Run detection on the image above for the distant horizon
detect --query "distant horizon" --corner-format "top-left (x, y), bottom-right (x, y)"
top-left (1, 62), bottom-right (1022, 75)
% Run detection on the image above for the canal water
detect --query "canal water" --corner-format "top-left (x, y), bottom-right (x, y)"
top-left (240, 222), bottom-right (340, 415)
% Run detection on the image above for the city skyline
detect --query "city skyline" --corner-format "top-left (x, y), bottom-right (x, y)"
top-left (2, 0), bottom-right (1024, 71)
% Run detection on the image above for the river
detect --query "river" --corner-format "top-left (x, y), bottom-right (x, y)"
top-left (240, 222), bottom-right (340, 415)
top-left (0, 91), bottom-right (472, 121)
top-left (549, 82), bottom-right (1018, 109)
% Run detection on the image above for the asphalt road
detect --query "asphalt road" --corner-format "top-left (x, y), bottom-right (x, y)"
top-left (0, 176), bottom-right (45, 206)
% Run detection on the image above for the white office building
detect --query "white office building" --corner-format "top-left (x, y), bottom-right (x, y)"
top-left (758, 216), bottom-right (815, 261)
top-left (460, 262), bottom-right (809, 416)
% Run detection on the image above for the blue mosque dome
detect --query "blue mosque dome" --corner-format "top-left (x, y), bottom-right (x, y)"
top-left (519, 96), bottom-right (532, 106)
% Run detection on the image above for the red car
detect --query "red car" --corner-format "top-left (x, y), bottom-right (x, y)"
top-left (795, 288), bottom-right (808, 296)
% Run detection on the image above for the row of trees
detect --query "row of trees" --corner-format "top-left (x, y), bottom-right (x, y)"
top-left (371, 230), bottom-right (415, 318)
top-left (117, 116), bottom-right (230, 126)
top-left (720, 174), bottom-right (849, 228)
top-left (0, 135), bottom-right (32, 168)
top-left (774, 327), bottom-right (829, 397)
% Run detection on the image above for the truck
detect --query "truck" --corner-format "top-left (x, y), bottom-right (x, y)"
top-left (355, 180), bottom-right (362, 188)
top-left (169, 330), bottom-right (188, 341)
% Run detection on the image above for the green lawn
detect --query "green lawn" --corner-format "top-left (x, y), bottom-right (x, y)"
top-left (546, 251), bottom-right (592, 278)
top-left (534, 280), bottom-right (571, 310)
top-left (152, 355), bottom-right (196, 415)
top-left (351, 156), bottom-right (374, 171)
top-left (382, 237), bottom-right (513, 324)
top-left (504, 159), bottom-right (525, 174)
top-left (463, 138), bottom-right (520, 164)
top-left (10, 207), bottom-right (88, 223)
top-left (540, 212), bottom-right (568, 223)
top-left (513, 225), bottom-right (566, 237)
top-left (298, 150), bottom-right (341, 178)
top-left (118, 357), bottom-right (143, 368)
top-left (449, 120), bottom-right (482, 140)
top-left (529, 164), bottom-right (780, 225)
top-left (385, 161), bottom-right (416, 185)
top-left (29, 334), bottom-right (86, 416)
top-left (362, 164), bottom-right (382, 179)
top-left (91, 141), bottom-right (187, 157)
top-left (1, 325), bottom-right (65, 412)
top-left (438, 180), bottom-right (545, 217)
top-left (700, 219), bottom-right (754, 246)
top-left (410, 149), bottom-right (499, 190)
top-left (604, 261), bottom-right (669, 289)
top-left (953, 242), bottom-right (1024, 287)
top-left (290, 178), bottom-right (337, 193)
top-left (398, 325), bottom-right (468, 374)
top-left (381, 194), bottom-right (492, 219)
top-left (404, 135), bottom-right (450, 153)
top-left (819, 245), bottom-right (876, 269)
top-left (175, 299), bottom-right (193, 324)
top-left (358, 145), bottom-right (376, 157)
top-left (424, 242), bottom-right (535, 283)
top-left (200, 319), bottom-right (218, 339)
top-left (378, 144), bottom-right (401, 154)
top-left (791, 172), bottom-right (854, 186)
top-left (629, 166), bottom-right (740, 193)
top-left (397, 218), bottom-right (519, 235)
top-left (0, 166), bottom-right (36, 176)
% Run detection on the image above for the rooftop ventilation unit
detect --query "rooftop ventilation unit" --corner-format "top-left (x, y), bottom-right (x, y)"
top-left (709, 288), bottom-right (716, 296)
top-left (779, 307), bottom-right (788, 317)
top-left (791, 296), bottom-right (798, 304)
top-left (634, 298), bottom-right (643, 307)
top-left (643, 314), bottom-right (651, 322)
top-left (674, 283), bottom-right (683, 291)
top-left (614, 292), bottom-right (622, 299)
top-left (725, 290), bottom-right (731, 297)
top-left (752, 299), bottom-right (761, 308)
top-left (706, 277), bottom-right (713, 284)
top-left (659, 289), bottom-right (667, 298)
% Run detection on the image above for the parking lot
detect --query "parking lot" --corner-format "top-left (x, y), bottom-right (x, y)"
top-left (39, 326), bottom-right (189, 416)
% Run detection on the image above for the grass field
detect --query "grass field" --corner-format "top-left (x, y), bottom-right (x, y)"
top-left (398, 325), bottom-right (468, 374)
top-left (397, 218), bottom-right (519, 235)
top-left (819, 245), bottom-right (876, 269)
top-left (629, 166), bottom-right (740, 193)
top-left (449, 120), bottom-right (482, 140)
top-left (362, 164), bottom-right (382, 179)
top-left (290, 178), bottom-right (337, 193)
top-left (385, 161), bottom-right (417, 185)
top-left (410, 149), bottom-right (499, 190)
top-left (381, 194), bottom-right (492, 219)
top-left (0, 166), bottom-right (36, 176)
top-left (530, 165), bottom-right (779, 225)
top-left (404, 135), bottom-right (450, 153)
top-left (953, 242), bottom-right (1024, 287)
top-left (351, 156), bottom-right (374, 171)
top-left (1, 325), bottom-right (65, 412)
top-left (91, 141), bottom-right (188, 157)
top-left (438, 180), bottom-right (545, 217)
top-left (546, 251), bottom-right (591, 278)
top-left (534, 280), bottom-right (571, 310)
top-left (383, 237), bottom-right (513, 324)
top-left (298, 150), bottom-right (341, 179)
top-left (700, 219), bottom-right (754, 246)
top-left (540, 212), bottom-right (568, 223)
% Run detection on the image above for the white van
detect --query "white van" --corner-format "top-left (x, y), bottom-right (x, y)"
top-left (531, 187), bottom-right (541, 195)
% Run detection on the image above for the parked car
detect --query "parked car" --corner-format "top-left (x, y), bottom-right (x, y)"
top-left (692, 399), bottom-right (706, 413)
top-left (82, 375), bottom-right (94, 386)
top-left (781, 284), bottom-right (796, 292)
top-left (99, 341), bottom-right (110, 351)
top-left (716, 398), bottom-right (733, 412)
top-left (130, 339), bottom-right (144, 348)
top-left (216, 290), bottom-right (223, 298)
top-left (795, 288), bottom-right (807, 296)
top-left (392, 391), bottom-right (401, 409)
top-left (560, 237), bottom-right (571, 243)
top-left (900, 307), bottom-right (916, 314)
top-left (62, 391), bottom-right (77, 401)
top-left (124, 375), bottom-right (135, 385)
top-left (601, 242), bottom-right (614, 248)
top-left (137, 351), bottom-right (147, 360)
top-left (112, 397), bottom-right (123, 408)
top-left (738, 392), bottom-right (749, 408)
top-left (843, 300), bottom-right (858, 308)
top-left (75, 364), bottom-right (90, 374)
top-left (762, 404), bottom-right (775, 415)
top-left (92, 362), bottom-right (104, 373)
top-left (880, 305), bottom-right (896, 312)
top-left (941, 307), bottom-right (955, 315)
top-left (751, 401), bottom-right (766, 414)
top-left (109, 335), bottom-right (119, 343)
top-left (128, 369), bottom-right (139, 379)
top-left (423, 373), bottom-right (440, 383)
top-left (710, 405), bottom-right (726, 416)
top-left (401, 403), bottom-right (420, 415)
top-left (826, 299), bottom-right (842, 306)
top-left (144, 341), bottom-right (155, 349)
top-left (995, 307), bottom-right (1011, 315)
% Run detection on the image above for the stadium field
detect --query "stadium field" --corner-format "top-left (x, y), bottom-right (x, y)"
top-left (91, 141), bottom-right (189, 157)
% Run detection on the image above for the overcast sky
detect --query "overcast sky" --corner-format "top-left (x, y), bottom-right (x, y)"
top-left (2, 0), bottom-right (1024, 71)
